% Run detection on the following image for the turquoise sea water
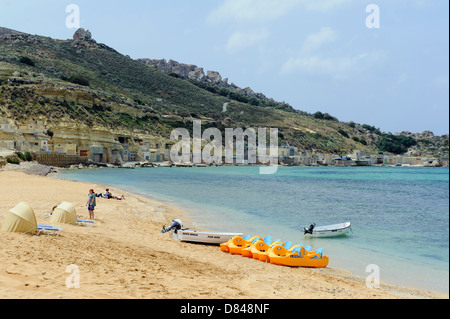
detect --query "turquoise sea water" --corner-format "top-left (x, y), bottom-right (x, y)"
top-left (56, 166), bottom-right (449, 294)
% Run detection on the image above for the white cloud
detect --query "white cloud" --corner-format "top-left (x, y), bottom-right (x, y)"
top-left (391, 73), bottom-right (409, 90)
top-left (226, 29), bottom-right (269, 54)
top-left (281, 26), bottom-right (384, 79)
top-left (207, 0), bottom-right (301, 24)
top-left (208, 0), bottom-right (354, 56)
top-left (207, 0), bottom-right (353, 24)
top-left (281, 53), bottom-right (371, 79)
top-left (305, 0), bottom-right (352, 12)
top-left (301, 27), bottom-right (338, 53)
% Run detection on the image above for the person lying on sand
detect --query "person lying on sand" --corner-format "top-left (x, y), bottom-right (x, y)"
top-left (96, 189), bottom-right (113, 199)
top-left (95, 189), bottom-right (124, 200)
top-left (103, 189), bottom-right (113, 199)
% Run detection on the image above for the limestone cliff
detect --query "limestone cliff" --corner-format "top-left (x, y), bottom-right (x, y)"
top-left (138, 58), bottom-right (270, 102)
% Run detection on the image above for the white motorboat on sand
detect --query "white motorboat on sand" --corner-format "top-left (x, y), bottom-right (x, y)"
top-left (161, 219), bottom-right (243, 245)
top-left (174, 229), bottom-right (245, 245)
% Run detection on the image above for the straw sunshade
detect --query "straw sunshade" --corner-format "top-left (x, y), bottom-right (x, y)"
top-left (50, 201), bottom-right (77, 225)
top-left (1, 202), bottom-right (38, 235)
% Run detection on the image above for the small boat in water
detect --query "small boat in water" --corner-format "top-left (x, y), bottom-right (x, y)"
top-left (303, 222), bottom-right (352, 238)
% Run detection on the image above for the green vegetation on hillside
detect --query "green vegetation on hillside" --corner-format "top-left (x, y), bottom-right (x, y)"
top-left (376, 134), bottom-right (417, 154)
top-left (1, 28), bottom-right (446, 157)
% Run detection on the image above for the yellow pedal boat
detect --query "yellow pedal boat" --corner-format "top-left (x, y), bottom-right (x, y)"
top-left (220, 236), bottom-right (243, 252)
top-left (258, 241), bottom-right (293, 262)
top-left (226, 235), bottom-right (262, 255)
top-left (221, 235), bottom-right (255, 252)
top-left (268, 245), bottom-right (329, 268)
top-left (241, 236), bottom-right (282, 259)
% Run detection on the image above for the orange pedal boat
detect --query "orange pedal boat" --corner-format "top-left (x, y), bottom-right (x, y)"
top-left (241, 236), bottom-right (282, 259)
top-left (220, 235), bottom-right (251, 252)
top-left (226, 235), bottom-right (263, 255)
top-left (268, 245), bottom-right (329, 268)
top-left (258, 241), bottom-right (293, 262)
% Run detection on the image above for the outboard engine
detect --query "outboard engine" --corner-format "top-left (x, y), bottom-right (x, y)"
top-left (303, 223), bottom-right (316, 235)
top-left (161, 219), bottom-right (183, 234)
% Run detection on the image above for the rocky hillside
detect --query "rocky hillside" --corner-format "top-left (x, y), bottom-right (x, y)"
top-left (397, 131), bottom-right (449, 158)
top-left (137, 58), bottom-right (281, 108)
top-left (0, 27), bottom-right (24, 36)
top-left (0, 27), bottom-right (448, 157)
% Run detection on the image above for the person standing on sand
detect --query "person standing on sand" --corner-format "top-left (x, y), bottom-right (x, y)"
top-left (86, 189), bottom-right (96, 220)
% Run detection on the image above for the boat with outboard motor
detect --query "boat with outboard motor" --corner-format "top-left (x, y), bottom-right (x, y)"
top-left (303, 222), bottom-right (352, 238)
top-left (161, 219), bottom-right (244, 245)
top-left (174, 229), bottom-right (244, 245)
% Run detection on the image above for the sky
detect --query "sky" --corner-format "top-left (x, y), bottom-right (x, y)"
top-left (1, 0), bottom-right (449, 135)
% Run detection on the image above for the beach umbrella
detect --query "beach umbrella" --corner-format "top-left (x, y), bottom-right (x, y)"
top-left (50, 201), bottom-right (77, 225)
top-left (1, 202), bottom-right (38, 235)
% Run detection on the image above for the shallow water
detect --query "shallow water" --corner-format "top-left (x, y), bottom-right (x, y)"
top-left (56, 166), bottom-right (449, 294)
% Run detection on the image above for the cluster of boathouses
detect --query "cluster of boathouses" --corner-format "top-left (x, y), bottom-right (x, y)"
top-left (1, 119), bottom-right (448, 168)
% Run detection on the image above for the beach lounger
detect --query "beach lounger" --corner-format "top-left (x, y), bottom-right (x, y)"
top-left (37, 224), bottom-right (62, 236)
top-left (77, 219), bottom-right (96, 227)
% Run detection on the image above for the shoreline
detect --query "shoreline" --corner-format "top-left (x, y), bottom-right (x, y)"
top-left (0, 163), bottom-right (448, 299)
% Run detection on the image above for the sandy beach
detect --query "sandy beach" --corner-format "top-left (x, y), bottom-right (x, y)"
top-left (0, 164), bottom-right (447, 300)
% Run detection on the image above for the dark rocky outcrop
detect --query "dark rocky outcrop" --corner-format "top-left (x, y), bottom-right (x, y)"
top-left (73, 28), bottom-right (92, 41)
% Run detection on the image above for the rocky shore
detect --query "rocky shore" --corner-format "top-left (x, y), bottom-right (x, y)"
top-left (1, 161), bottom-right (57, 176)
